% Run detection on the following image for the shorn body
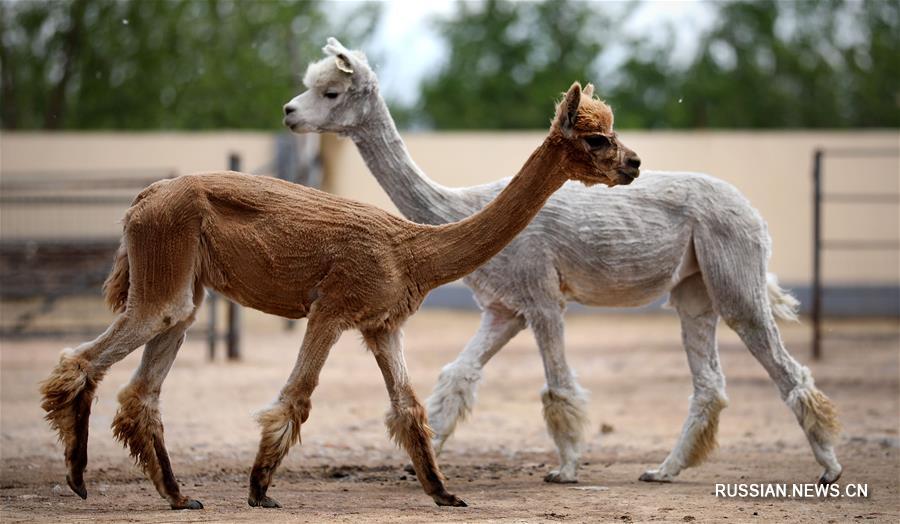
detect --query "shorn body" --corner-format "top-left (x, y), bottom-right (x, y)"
top-left (40, 58), bottom-right (642, 509)
top-left (285, 38), bottom-right (842, 486)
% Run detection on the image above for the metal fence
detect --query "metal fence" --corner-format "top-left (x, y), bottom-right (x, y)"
top-left (0, 133), bottom-right (321, 361)
top-left (811, 147), bottom-right (900, 359)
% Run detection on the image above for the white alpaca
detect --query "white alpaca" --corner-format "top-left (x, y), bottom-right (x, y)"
top-left (284, 38), bottom-right (842, 485)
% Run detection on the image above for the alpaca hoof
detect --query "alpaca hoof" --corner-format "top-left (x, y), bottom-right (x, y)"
top-left (248, 496), bottom-right (281, 508)
top-left (639, 470), bottom-right (674, 483)
top-left (172, 499), bottom-right (203, 510)
top-left (818, 467), bottom-right (842, 485)
top-left (433, 491), bottom-right (467, 507)
top-left (66, 474), bottom-right (87, 499)
top-left (544, 470), bottom-right (577, 484)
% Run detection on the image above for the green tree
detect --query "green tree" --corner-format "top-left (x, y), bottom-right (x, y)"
top-left (414, 0), bottom-right (615, 129)
top-left (608, 0), bottom-right (899, 128)
top-left (415, 0), bottom-right (899, 129)
top-left (0, 0), bottom-right (380, 130)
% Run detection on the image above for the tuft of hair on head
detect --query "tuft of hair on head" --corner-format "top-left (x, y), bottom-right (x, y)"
top-left (553, 81), bottom-right (614, 135)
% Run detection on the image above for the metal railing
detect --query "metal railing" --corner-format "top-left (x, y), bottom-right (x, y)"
top-left (811, 147), bottom-right (900, 359)
top-left (1, 134), bottom-right (322, 361)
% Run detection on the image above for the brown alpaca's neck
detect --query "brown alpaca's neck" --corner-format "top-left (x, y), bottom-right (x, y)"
top-left (410, 138), bottom-right (568, 289)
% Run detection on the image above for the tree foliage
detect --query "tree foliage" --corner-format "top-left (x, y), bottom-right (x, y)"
top-left (414, 0), bottom-right (899, 129)
top-left (1, 0), bottom-right (896, 130)
top-left (0, 0), bottom-right (379, 130)
top-left (415, 0), bottom-right (611, 129)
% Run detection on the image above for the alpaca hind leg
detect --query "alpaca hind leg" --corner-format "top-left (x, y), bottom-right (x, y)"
top-left (111, 317), bottom-right (201, 509)
top-left (727, 310), bottom-right (841, 483)
top-left (40, 312), bottom-right (165, 499)
top-left (365, 328), bottom-right (466, 507)
top-left (529, 308), bottom-right (589, 484)
top-left (641, 274), bottom-right (728, 482)
top-left (426, 304), bottom-right (525, 453)
top-left (697, 239), bottom-right (842, 483)
top-left (248, 315), bottom-right (341, 508)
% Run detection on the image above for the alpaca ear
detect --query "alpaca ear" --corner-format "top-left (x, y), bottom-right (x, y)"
top-left (323, 37), bottom-right (355, 74)
top-left (583, 83), bottom-right (595, 98)
top-left (335, 54), bottom-right (354, 74)
top-left (559, 82), bottom-right (582, 135)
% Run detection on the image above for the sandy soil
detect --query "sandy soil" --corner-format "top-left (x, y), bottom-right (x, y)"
top-left (1, 311), bottom-right (898, 523)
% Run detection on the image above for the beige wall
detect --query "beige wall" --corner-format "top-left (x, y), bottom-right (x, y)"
top-left (323, 131), bottom-right (899, 286)
top-left (2, 130), bottom-right (898, 286)
top-left (1, 132), bottom-right (274, 240)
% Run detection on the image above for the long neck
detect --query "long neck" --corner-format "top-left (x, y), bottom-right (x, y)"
top-left (410, 138), bottom-right (568, 290)
top-left (349, 98), bottom-right (465, 225)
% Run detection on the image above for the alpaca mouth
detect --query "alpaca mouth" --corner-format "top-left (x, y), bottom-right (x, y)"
top-left (617, 168), bottom-right (639, 185)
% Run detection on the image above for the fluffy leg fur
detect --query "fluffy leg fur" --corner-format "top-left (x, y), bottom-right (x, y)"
top-left (541, 384), bottom-right (590, 483)
top-left (111, 320), bottom-right (201, 509)
top-left (40, 313), bottom-right (163, 499)
top-left (426, 305), bottom-right (525, 453)
top-left (786, 369), bottom-right (842, 483)
top-left (642, 274), bottom-right (729, 482)
top-left (366, 328), bottom-right (466, 507)
top-left (40, 349), bottom-right (100, 499)
top-left (248, 314), bottom-right (340, 508)
top-left (529, 307), bottom-right (589, 483)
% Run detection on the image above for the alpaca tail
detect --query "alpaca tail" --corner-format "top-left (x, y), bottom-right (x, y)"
top-left (767, 273), bottom-right (799, 322)
top-left (103, 239), bottom-right (130, 313)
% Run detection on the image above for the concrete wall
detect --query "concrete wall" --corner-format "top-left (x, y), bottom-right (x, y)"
top-left (323, 130), bottom-right (900, 287)
top-left (2, 130), bottom-right (898, 298)
top-left (1, 132), bottom-right (275, 240)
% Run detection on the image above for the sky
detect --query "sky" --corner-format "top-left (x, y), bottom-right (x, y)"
top-left (349, 0), bottom-right (719, 105)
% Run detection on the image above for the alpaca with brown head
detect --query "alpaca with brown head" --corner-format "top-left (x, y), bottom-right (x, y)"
top-left (40, 80), bottom-right (639, 509)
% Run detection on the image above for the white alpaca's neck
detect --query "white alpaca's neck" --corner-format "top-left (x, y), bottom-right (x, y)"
top-left (348, 100), bottom-right (465, 225)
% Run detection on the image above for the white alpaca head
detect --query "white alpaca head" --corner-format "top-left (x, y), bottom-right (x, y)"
top-left (283, 37), bottom-right (379, 135)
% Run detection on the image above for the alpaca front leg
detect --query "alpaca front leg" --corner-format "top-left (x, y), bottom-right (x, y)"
top-left (248, 400), bottom-right (308, 508)
top-left (248, 315), bottom-right (340, 508)
top-left (530, 309), bottom-right (589, 483)
top-left (541, 385), bottom-right (589, 483)
top-left (366, 329), bottom-right (466, 507)
top-left (111, 323), bottom-right (201, 509)
top-left (426, 306), bottom-right (524, 453)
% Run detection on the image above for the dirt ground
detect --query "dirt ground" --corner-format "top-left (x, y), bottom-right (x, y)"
top-left (1, 310), bottom-right (898, 523)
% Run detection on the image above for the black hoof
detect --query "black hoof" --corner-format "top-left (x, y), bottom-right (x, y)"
top-left (433, 492), bottom-right (467, 507)
top-left (544, 472), bottom-right (578, 484)
top-left (818, 469), bottom-right (842, 486)
top-left (172, 499), bottom-right (203, 510)
top-left (66, 474), bottom-right (87, 499)
top-left (638, 472), bottom-right (672, 483)
top-left (248, 496), bottom-right (281, 508)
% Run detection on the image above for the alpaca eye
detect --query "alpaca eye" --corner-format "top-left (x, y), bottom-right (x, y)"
top-left (324, 91), bottom-right (340, 99)
top-left (584, 134), bottom-right (611, 149)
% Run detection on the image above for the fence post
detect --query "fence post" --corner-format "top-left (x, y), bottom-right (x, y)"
top-left (811, 149), bottom-right (823, 360)
top-left (207, 292), bottom-right (218, 360)
top-left (226, 153), bottom-right (242, 361)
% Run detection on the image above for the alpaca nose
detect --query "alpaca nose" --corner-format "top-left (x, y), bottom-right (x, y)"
top-left (627, 155), bottom-right (641, 169)
top-left (283, 104), bottom-right (296, 116)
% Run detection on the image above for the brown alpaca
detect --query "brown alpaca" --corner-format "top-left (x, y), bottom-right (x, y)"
top-left (40, 82), bottom-right (641, 510)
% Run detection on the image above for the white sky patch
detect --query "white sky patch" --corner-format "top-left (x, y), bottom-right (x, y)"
top-left (326, 0), bottom-right (719, 105)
